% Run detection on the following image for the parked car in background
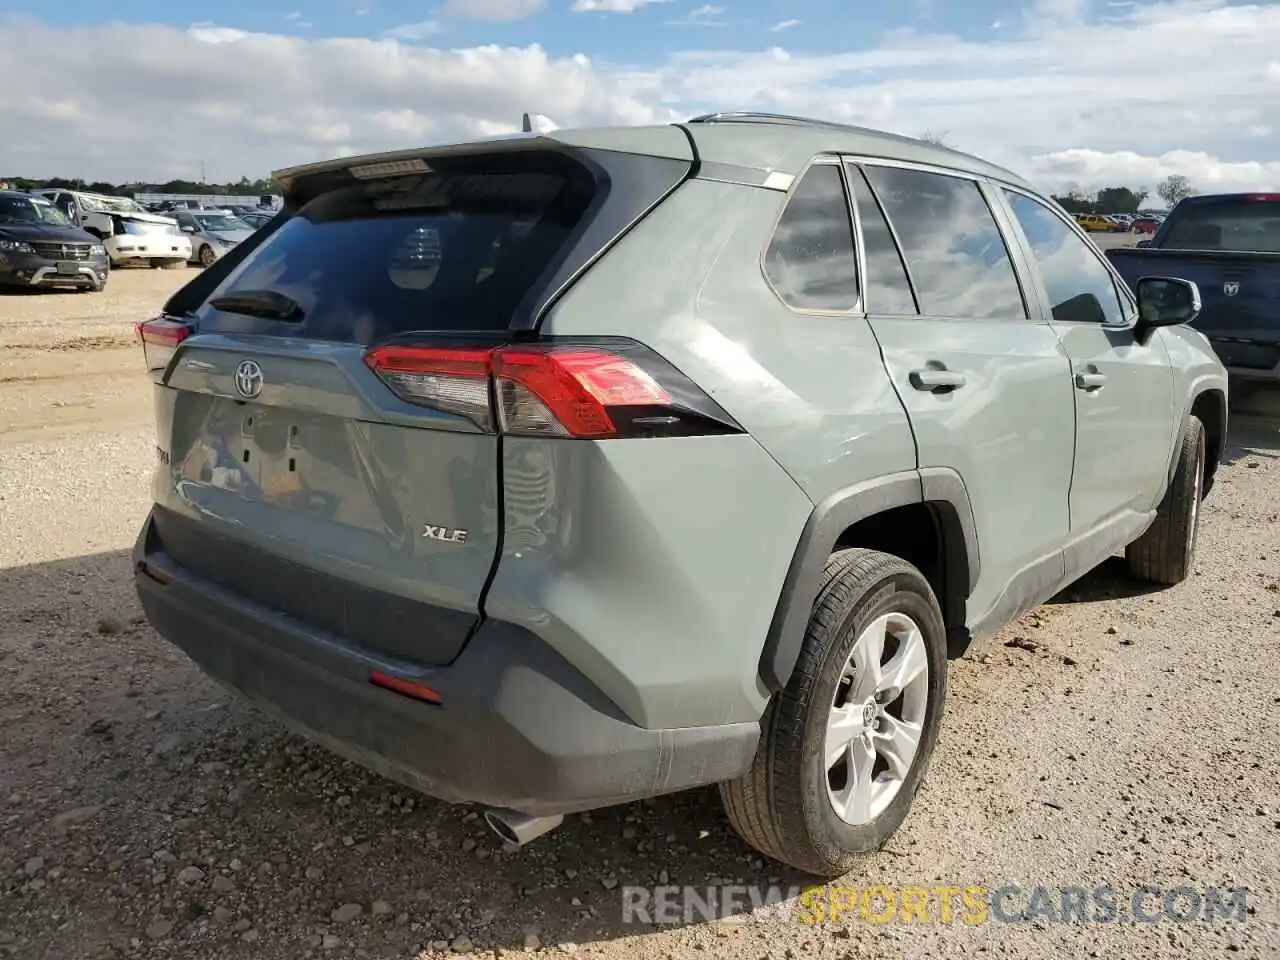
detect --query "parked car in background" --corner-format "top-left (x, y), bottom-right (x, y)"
top-left (1107, 192), bottom-right (1280, 380)
top-left (173, 210), bottom-right (255, 266)
top-left (0, 190), bottom-right (109, 291)
top-left (29, 189), bottom-right (190, 269)
top-left (134, 112), bottom-right (1227, 879)
top-left (239, 211), bottom-right (274, 230)
top-left (1131, 216), bottom-right (1161, 234)
top-left (1077, 214), bottom-right (1119, 232)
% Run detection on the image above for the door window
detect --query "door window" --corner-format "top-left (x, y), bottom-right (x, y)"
top-left (846, 164), bottom-right (917, 315)
top-left (862, 165), bottom-right (1026, 320)
top-left (762, 162), bottom-right (859, 311)
top-left (1003, 190), bottom-right (1128, 325)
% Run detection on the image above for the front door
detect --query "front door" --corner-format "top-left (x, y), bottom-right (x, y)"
top-left (997, 188), bottom-right (1175, 556)
top-left (852, 162), bottom-right (1077, 631)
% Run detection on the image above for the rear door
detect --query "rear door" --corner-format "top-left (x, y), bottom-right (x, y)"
top-left (850, 161), bottom-right (1077, 630)
top-left (143, 143), bottom-right (690, 666)
top-left (998, 188), bottom-right (1175, 536)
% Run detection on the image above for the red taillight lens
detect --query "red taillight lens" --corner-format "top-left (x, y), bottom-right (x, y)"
top-left (363, 340), bottom-right (739, 440)
top-left (1243, 194), bottom-right (1280, 202)
top-left (135, 317), bottom-right (192, 373)
top-left (363, 344), bottom-right (495, 430)
top-left (493, 348), bottom-right (671, 438)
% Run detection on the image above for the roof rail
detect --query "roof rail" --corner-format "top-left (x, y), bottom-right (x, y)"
top-left (686, 111), bottom-right (965, 150)
top-left (686, 111), bottom-right (881, 136)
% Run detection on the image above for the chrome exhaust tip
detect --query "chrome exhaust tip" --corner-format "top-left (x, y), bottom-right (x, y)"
top-left (482, 808), bottom-right (564, 847)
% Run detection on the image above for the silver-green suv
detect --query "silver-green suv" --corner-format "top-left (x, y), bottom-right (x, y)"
top-left (133, 113), bottom-right (1228, 878)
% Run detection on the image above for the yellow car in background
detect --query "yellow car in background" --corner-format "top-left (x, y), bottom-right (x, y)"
top-left (1077, 214), bottom-right (1123, 232)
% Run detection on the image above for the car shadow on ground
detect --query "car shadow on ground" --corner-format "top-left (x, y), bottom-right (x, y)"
top-left (1, 548), bottom-right (822, 958)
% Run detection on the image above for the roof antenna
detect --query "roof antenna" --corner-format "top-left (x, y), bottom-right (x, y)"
top-left (521, 112), bottom-right (533, 133)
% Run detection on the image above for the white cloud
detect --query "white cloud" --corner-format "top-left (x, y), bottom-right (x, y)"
top-left (4, 1), bottom-right (1280, 197)
top-left (571, 0), bottom-right (672, 12)
top-left (668, 4), bottom-right (728, 26)
top-left (384, 20), bottom-right (444, 39)
top-left (771, 19), bottom-right (802, 32)
top-left (439, 0), bottom-right (545, 20)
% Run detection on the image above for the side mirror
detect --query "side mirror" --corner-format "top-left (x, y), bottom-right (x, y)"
top-left (1135, 276), bottom-right (1201, 335)
top-left (1135, 239), bottom-right (1151, 248)
top-left (180, 225), bottom-right (196, 234)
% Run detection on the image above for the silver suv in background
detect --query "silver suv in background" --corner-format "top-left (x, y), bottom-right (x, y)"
top-left (134, 114), bottom-right (1227, 878)
top-left (173, 210), bottom-right (255, 267)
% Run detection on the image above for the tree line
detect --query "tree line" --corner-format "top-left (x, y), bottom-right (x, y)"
top-left (1051, 175), bottom-right (1195, 214)
top-left (0, 175), bottom-right (275, 197)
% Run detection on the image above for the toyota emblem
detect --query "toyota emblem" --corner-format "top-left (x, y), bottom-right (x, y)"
top-left (234, 359), bottom-right (264, 399)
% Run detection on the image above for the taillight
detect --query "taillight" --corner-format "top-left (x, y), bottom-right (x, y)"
top-left (135, 317), bottom-right (192, 374)
top-left (363, 339), bottom-right (741, 439)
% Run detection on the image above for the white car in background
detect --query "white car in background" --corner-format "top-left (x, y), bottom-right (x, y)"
top-left (172, 210), bottom-right (254, 267)
top-left (30, 189), bottom-right (191, 268)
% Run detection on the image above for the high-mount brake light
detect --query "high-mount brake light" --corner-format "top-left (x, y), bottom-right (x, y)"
top-left (363, 342), bottom-right (740, 440)
top-left (1243, 193), bottom-right (1280, 202)
top-left (135, 317), bottom-right (192, 373)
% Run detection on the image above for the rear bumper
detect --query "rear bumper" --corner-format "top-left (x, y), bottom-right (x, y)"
top-left (133, 509), bottom-right (758, 816)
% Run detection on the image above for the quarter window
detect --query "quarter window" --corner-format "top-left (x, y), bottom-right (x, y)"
top-left (862, 166), bottom-right (1026, 320)
top-left (1003, 191), bottom-right (1127, 325)
top-left (763, 162), bottom-right (859, 311)
top-left (846, 164), bottom-right (917, 315)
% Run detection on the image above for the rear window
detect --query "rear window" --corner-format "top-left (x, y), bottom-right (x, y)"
top-left (199, 152), bottom-right (596, 342)
top-left (1162, 198), bottom-right (1280, 252)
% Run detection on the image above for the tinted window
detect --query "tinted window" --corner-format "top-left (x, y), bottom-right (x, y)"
top-left (863, 166), bottom-right (1025, 319)
top-left (199, 152), bottom-right (596, 341)
top-left (763, 163), bottom-right (859, 311)
top-left (846, 164), bottom-right (917, 315)
top-left (1161, 197), bottom-right (1280, 252)
top-left (1004, 191), bottom-right (1126, 325)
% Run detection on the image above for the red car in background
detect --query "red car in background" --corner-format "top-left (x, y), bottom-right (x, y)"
top-left (1131, 216), bottom-right (1161, 234)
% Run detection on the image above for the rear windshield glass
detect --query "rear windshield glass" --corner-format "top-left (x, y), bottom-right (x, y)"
top-left (1161, 198), bottom-right (1280, 252)
top-left (199, 152), bottom-right (596, 341)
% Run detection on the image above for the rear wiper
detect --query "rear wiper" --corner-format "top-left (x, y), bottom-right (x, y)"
top-left (208, 289), bottom-right (305, 321)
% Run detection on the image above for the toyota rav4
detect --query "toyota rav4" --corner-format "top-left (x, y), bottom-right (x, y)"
top-left (133, 113), bottom-right (1228, 878)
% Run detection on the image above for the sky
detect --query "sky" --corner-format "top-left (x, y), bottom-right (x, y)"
top-left (3, 0), bottom-right (1280, 197)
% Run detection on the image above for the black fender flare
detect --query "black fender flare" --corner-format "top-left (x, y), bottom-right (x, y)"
top-left (1171, 383), bottom-right (1227, 490)
top-left (758, 468), bottom-right (981, 692)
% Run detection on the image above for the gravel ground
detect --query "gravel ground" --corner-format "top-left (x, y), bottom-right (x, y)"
top-left (1, 271), bottom-right (1277, 960)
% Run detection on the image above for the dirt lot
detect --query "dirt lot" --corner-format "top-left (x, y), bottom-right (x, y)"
top-left (1, 270), bottom-right (1278, 960)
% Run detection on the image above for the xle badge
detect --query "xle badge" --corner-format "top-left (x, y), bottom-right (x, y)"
top-left (423, 524), bottom-right (468, 544)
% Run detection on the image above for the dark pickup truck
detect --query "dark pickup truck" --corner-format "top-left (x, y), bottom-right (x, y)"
top-left (1106, 193), bottom-right (1280, 380)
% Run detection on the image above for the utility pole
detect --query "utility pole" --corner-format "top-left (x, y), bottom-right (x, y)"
top-left (200, 159), bottom-right (206, 183)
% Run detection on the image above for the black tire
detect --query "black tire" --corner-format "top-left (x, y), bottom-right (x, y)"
top-left (1126, 415), bottom-right (1205, 585)
top-left (720, 548), bottom-right (948, 878)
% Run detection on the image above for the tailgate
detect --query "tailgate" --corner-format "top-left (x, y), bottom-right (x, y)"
top-left (143, 139), bottom-right (692, 665)
top-left (1108, 247), bottom-right (1280, 371)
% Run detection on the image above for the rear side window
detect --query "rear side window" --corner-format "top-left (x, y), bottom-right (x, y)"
top-left (1161, 197), bottom-right (1280, 252)
top-left (863, 166), bottom-right (1026, 320)
top-left (200, 152), bottom-right (596, 342)
top-left (763, 163), bottom-right (859, 311)
top-left (846, 164), bottom-right (917, 315)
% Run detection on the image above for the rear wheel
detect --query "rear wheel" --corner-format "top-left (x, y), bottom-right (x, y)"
top-left (1126, 415), bottom-right (1205, 585)
top-left (720, 548), bottom-right (947, 878)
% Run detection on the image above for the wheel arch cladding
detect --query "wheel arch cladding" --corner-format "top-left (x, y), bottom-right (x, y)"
top-left (758, 469), bottom-right (981, 692)
top-left (1189, 389), bottom-right (1226, 493)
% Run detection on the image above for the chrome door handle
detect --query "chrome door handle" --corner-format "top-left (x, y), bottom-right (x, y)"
top-left (1075, 371), bottom-right (1107, 391)
top-left (909, 368), bottom-right (967, 392)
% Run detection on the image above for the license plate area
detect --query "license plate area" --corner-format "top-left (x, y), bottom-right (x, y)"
top-left (56, 261), bottom-right (80, 275)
